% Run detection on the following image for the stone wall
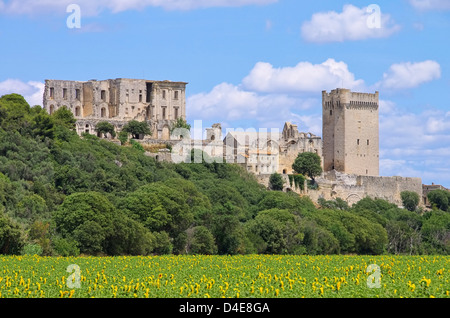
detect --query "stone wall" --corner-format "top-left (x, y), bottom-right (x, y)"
top-left (306, 171), bottom-right (423, 207)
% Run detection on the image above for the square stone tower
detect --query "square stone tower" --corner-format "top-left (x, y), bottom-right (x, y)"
top-left (322, 88), bottom-right (379, 176)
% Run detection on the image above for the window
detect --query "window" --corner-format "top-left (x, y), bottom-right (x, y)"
top-left (75, 89), bottom-right (80, 100)
top-left (49, 105), bottom-right (54, 114)
top-left (162, 90), bottom-right (166, 99)
top-left (101, 107), bottom-right (106, 118)
top-left (139, 94), bottom-right (142, 102)
top-left (162, 107), bottom-right (166, 119)
top-left (367, 139), bottom-right (370, 145)
top-left (75, 107), bottom-right (80, 117)
top-left (357, 139), bottom-right (360, 145)
top-left (174, 90), bottom-right (179, 100)
top-left (63, 88), bottom-right (67, 100)
top-left (174, 107), bottom-right (179, 119)
top-left (49, 87), bottom-right (54, 99)
top-left (330, 109), bottom-right (333, 116)
top-left (101, 90), bottom-right (106, 101)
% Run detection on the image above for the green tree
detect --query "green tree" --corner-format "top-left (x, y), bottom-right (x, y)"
top-left (95, 121), bottom-right (116, 138)
top-left (118, 130), bottom-right (129, 145)
top-left (122, 120), bottom-right (151, 139)
top-left (427, 190), bottom-right (450, 211)
top-left (269, 173), bottom-right (284, 191)
top-left (247, 208), bottom-right (305, 254)
top-left (53, 192), bottom-right (116, 255)
top-left (0, 212), bottom-right (25, 255)
top-left (31, 113), bottom-right (55, 140)
top-left (51, 106), bottom-right (76, 130)
top-left (171, 118), bottom-right (191, 132)
top-left (189, 226), bottom-right (217, 255)
top-left (400, 191), bottom-right (420, 212)
top-left (292, 152), bottom-right (323, 182)
top-left (0, 93), bottom-right (31, 133)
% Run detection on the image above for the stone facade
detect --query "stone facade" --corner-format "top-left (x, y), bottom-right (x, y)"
top-left (307, 171), bottom-right (423, 207)
top-left (43, 78), bottom-right (187, 140)
top-left (422, 183), bottom-right (450, 206)
top-left (322, 88), bottom-right (379, 176)
top-left (278, 122), bottom-right (322, 175)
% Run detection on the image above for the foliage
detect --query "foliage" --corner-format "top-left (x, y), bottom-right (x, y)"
top-left (170, 118), bottom-right (191, 133)
top-left (318, 197), bottom-right (349, 210)
top-left (269, 173), bottom-right (284, 191)
top-left (401, 191), bottom-right (420, 212)
top-left (122, 120), bottom-right (151, 139)
top-left (189, 226), bottom-right (217, 255)
top-left (95, 121), bottom-right (116, 138)
top-left (427, 189), bottom-right (450, 212)
top-left (51, 106), bottom-right (76, 130)
top-left (1, 93), bottom-right (450, 257)
top-left (292, 152), bottom-right (322, 181)
top-left (118, 130), bottom-right (129, 145)
top-left (0, 212), bottom-right (25, 254)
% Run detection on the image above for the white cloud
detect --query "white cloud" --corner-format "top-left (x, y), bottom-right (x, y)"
top-left (301, 4), bottom-right (401, 43)
top-left (242, 58), bottom-right (366, 93)
top-left (187, 82), bottom-right (317, 126)
top-left (0, 79), bottom-right (44, 107)
top-left (377, 60), bottom-right (441, 90)
top-left (379, 100), bottom-right (450, 184)
top-left (409, 0), bottom-right (450, 10)
top-left (0, 0), bottom-right (277, 15)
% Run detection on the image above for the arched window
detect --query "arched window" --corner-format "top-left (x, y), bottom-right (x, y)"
top-left (101, 107), bottom-right (106, 118)
top-left (75, 107), bottom-right (80, 117)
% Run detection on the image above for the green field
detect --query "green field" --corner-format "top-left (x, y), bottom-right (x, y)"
top-left (0, 255), bottom-right (449, 298)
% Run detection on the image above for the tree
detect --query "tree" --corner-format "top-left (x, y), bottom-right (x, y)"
top-left (247, 208), bottom-right (305, 254)
top-left (189, 226), bottom-right (217, 255)
top-left (31, 112), bottom-right (55, 140)
top-left (0, 212), bottom-right (25, 255)
top-left (51, 106), bottom-right (76, 130)
top-left (170, 118), bottom-right (191, 133)
top-left (95, 121), bottom-right (116, 138)
top-left (401, 191), bottom-right (420, 212)
top-left (269, 173), bottom-right (284, 191)
top-left (52, 191), bottom-right (116, 255)
top-left (118, 130), bottom-right (129, 145)
top-left (0, 93), bottom-right (31, 132)
top-left (122, 120), bottom-right (151, 139)
top-left (292, 152), bottom-right (322, 182)
top-left (427, 190), bottom-right (450, 211)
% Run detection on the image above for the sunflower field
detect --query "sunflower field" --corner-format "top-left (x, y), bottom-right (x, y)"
top-left (0, 254), bottom-right (449, 298)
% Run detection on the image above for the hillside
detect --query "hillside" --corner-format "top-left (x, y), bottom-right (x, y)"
top-left (0, 93), bottom-right (449, 256)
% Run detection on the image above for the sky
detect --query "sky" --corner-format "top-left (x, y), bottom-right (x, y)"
top-left (0, 0), bottom-right (449, 187)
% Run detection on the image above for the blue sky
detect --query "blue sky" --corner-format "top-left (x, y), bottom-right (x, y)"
top-left (0, 0), bottom-right (449, 186)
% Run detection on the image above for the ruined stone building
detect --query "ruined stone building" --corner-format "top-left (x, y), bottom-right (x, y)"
top-left (43, 78), bottom-right (187, 140)
top-left (278, 122), bottom-right (322, 175)
top-left (42, 78), bottom-right (424, 206)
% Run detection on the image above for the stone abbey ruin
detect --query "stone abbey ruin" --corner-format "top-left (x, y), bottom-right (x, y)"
top-left (43, 79), bottom-right (425, 207)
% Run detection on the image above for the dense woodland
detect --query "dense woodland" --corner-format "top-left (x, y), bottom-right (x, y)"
top-left (0, 93), bottom-right (449, 257)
